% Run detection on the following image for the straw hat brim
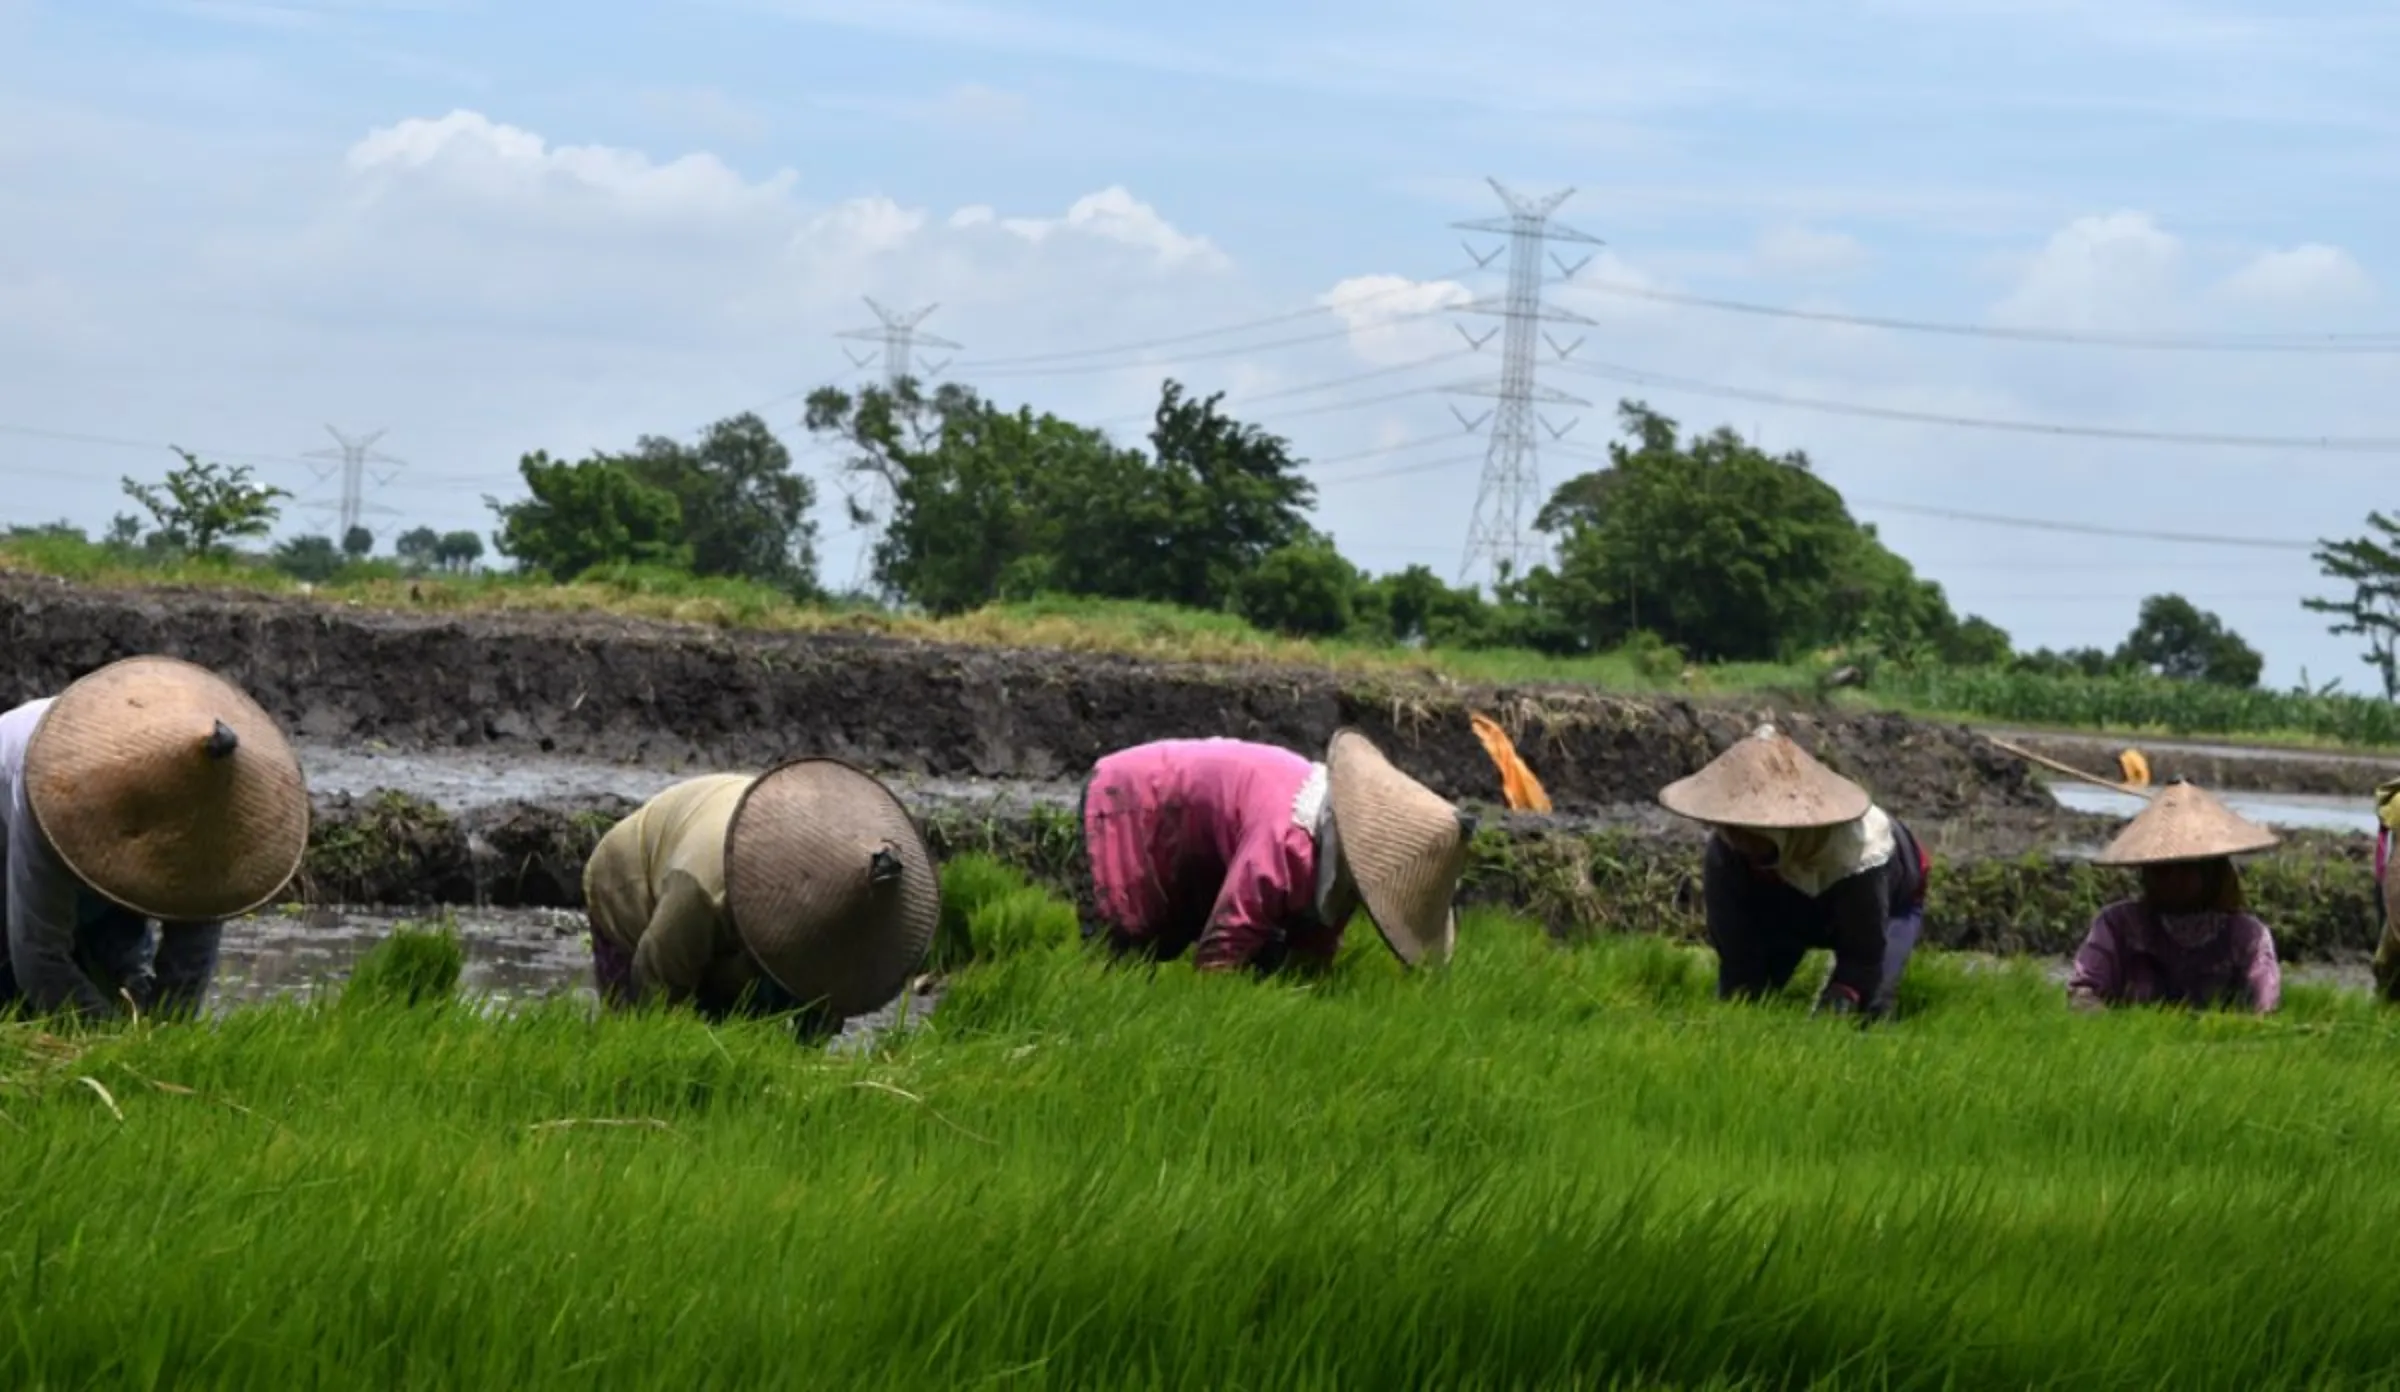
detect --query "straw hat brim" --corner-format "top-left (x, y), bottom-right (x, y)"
top-left (1324, 728), bottom-right (1469, 967)
top-left (23, 655), bottom-right (309, 921)
top-left (2091, 782), bottom-right (2281, 866)
top-left (721, 757), bottom-right (940, 1020)
top-left (1656, 725), bottom-right (1871, 830)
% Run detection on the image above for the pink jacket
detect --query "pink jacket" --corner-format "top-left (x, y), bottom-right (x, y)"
top-left (1082, 738), bottom-right (1339, 971)
top-left (2066, 899), bottom-right (2281, 1013)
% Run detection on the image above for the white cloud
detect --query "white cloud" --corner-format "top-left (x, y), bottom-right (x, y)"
top-left (995, 187), bottom-right (1226, 271)
top-left (1988, 211), bottom-right (2185, 331)
top-left (1750, 224), bottom-right (1869, 279)
top-left (2213, 244), bottom-right (2377, 314)
top-left (1319, 273), bottom-right (1474, 365)
top-left (342, 109), bottom-right (798, 222)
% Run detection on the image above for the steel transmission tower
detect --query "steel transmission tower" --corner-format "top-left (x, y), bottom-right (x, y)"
top-left (300, 425), bottom-right (407, 543)
top-left (1444, 178), bottom-right (1603, 589)
top-left (831, 298), bottom-right (964, 591)
top-left (834, 297), bottom-right (961, 390)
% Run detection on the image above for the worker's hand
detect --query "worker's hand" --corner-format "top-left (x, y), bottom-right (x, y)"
top-left (1812, 982), bottom-right (1862, 1019)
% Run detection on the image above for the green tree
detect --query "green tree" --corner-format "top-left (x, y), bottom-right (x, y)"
top-left (2114, 593), bottom-right (2263, 688)
top-left (342, 525), bottom-right (375, 559)
top-left (1353, 565), bottom-right (1491, 646)
top-left (1530, 403), bottom-right (1945, 662)
top-left (486, 450), bottom-right (688, 580)
top-left (121, 448), bottom-right (290, 558)
top-left (1234, 536), bottom-right (1359, 638)
top-left (1943, 615), bottom-right (2015, 668)
top-left (1143, 379), bottom-right (1317, 611)
top-left (104, 514), bottom-right (142, 549)
top-left (807, 378), bottom-right (1124, 612)
top-left (436, 530), bottom-right (485, 573)
top-left (2304, 511), bottom-right (2400, 700)
top-left (394, 526), bottom-right (441, 571)
top-left (271, 534), bottom-right (343, 583)
top-left (619, 412), bottom-right (820, 596)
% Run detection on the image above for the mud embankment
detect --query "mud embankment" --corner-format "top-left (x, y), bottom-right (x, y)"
top-left (0, 576), bottom-right (2045, 820)
top-left (291, 782), bottom-right (2386, 967)
top-left (1988, 728), bottom-right (2399, 799)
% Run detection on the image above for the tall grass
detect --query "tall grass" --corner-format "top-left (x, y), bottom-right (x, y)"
top-left (1883, 664), bottom-right (2400, 748)
top-left (8, 880), bottom-right (2400, 1386)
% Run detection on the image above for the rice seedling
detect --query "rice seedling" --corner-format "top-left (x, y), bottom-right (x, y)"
top-left (7, 893), bottom-right (2400, 1388)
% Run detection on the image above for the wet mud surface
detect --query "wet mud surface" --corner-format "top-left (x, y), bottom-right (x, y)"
top-left (211, 905), bottom-right (942, 1050)
top-left (0, 576), bottom-right (2048, 819)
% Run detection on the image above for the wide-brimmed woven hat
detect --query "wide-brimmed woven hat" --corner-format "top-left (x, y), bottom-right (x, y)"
top-left (23, 655), bottom-right (309, 922)
top-left (1325, 728), bottom-right (1470, 967)
top-left (2092, 779), bottom-right (2280, 866)
top-left (721, 756), bottom-right (941, 1020)
top-left (1657, 723), bottom-right (1871, 830)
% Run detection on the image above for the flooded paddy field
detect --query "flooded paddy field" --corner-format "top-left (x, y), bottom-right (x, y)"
top-left (209, 903), bottom-right (946, 1048)
top-left (208, 900), bottom-right (2381, 1016)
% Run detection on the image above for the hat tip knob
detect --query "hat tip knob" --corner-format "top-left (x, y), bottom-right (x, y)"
top-left (202, 719), bottom-right (239, 761)
top-left (867, 843), bottom-right (903, 886)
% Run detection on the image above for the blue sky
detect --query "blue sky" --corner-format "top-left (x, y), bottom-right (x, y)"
top-left (1, 0), bottom-right (2395, 690)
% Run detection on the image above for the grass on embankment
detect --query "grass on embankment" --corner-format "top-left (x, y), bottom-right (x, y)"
top-left (9, 861), bottom-right (2400, 1387)
top-left (6, 531), bottom-right (2396, 750)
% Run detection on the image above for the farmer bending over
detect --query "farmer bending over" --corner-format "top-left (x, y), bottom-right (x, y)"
top-left (1079, 729), bottom-right (1473, 975)
top-left (2067, 779), bottom-right (2281, 1014)
top-left (2372, 780), bottom-right (2400, 1002)
top-left (581, 757), bottom-right (939, 1030)
top-left (1658, 724), bottom-right (1929, 1020)
top-left (0, 656), bottom-right (309, 1023)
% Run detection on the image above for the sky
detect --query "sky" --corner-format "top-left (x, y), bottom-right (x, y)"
top-left (1, 0), bottom-right (2395, 691)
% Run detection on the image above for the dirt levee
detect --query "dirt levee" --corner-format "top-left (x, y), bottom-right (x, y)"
top-left (0, 577), bottom-right (2047, 819)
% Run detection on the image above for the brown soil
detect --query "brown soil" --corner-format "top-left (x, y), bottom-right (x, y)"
top-left (0, 575), bottom-right (2049, 820)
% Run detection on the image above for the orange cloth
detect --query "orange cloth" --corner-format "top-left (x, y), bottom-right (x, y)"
top-left (1469, 712), bottom-right (1552, 813)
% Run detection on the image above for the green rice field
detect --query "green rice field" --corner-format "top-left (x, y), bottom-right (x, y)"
top-left (7, 863), bottom-right (2400, 1388)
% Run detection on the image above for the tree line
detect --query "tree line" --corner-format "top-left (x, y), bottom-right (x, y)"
top-left (45, 380), bottom-right (2400, 700)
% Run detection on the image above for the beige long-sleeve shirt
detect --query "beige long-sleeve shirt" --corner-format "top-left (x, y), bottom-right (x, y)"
top-left (582, 773), bottom-right (768, 1007)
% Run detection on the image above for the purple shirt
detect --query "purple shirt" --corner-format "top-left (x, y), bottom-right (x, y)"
top-left (2067, 898), bottom-right (2280, 1014)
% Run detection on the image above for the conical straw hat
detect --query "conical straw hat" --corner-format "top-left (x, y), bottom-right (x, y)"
top-left (1325, 728), bottom-right (1470, 967)
top-left (2092, 780), bottom-right (2279, 866)
top-left (721, 757), bottom-right (940, 1020)
top-left (1657, 723), bottom-right (1870, 830)
top-left (23, 655), bottom-right (309, 922)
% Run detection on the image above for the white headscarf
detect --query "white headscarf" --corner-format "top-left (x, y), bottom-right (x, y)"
top-left (1749, 804), bottom-right (1896, 898)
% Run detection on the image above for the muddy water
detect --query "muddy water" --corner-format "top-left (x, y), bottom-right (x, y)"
top-left (211, 905), bottom-right (944, 1049)
top-left (298, 742), bottom-right (1082, 817)
top-left (2048, 782), bottom-right (2380, 835)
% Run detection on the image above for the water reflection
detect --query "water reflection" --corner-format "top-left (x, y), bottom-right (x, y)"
top-left (2049, 783), bottom-right (2378, 835)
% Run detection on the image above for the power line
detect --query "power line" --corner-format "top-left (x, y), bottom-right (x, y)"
top-left (1445, 178), bottom-right (1602, 588)
top-left (1551, 359), bottom-right (2400, 453)
top-left (942, 263), bottom-right (1486, 370)
top-left (1844, 498), bottom-right (2323, 551)
top-left (1572, 279), bottom-right (2400, 354)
